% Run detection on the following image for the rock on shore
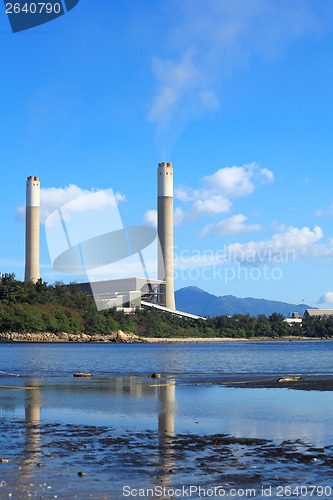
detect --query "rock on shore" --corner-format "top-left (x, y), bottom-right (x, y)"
top-left (0, 330), bottom-right (144, 343)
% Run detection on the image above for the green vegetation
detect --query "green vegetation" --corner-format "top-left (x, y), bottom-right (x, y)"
top-left (0, 274), bottom-right (131, 336)
top-left (0, 274), bottom-right (331, 339)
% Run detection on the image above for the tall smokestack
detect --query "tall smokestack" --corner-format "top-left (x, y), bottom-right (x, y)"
top-left (25, 176), bottom-right (40, 283)
top-left (158, 162), bottom-right (175, 309)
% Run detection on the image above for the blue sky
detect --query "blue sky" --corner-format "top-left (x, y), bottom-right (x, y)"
top-left (1, 0), bottom-right (333, 307)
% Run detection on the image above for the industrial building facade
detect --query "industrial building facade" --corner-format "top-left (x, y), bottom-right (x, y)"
top-left (78, 277), bottom-right (165, 312)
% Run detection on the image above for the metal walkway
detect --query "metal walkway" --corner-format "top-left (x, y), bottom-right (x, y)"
top-left (141, 301), bottom-right (206, 321)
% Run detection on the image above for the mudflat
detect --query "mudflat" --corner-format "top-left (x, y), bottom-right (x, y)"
top-left (0, 413), bottom-right (332, 499)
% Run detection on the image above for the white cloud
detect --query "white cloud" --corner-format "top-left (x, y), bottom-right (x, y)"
top-left (271, 220), bottom-right (287, 232)
top-left (204, 165), bottom-right (255, 197)
top-left (224, 225), bottom-right (324, 263)
top-left (174, 163), bottom-right (273, 226)
top-left (143, 207), bottom-right (186, 228)
top-left (204, 163), bottom-right (274, 198)
top-left (192, 195), bottom-right (231, 217)
top-left (148, 0), bottom-right (329, 134)
top-left (315, 204), bottom-right (333, 217)
top-left (147, 52), bottom-right (219, 129)
top-left (175, 186), bottom-right (193, 202)
top-left (172, 0), bottom-right (322, 58)
top-left (259, 168), bottom-right (275, 184)
top-left (143, 209), bottom-right (158, 228)
top-left (199, 214), bottom-right (262, 236)
top-left (174, 225), bottom-right (331, 272)
top-left (16, 185), bottom-right (126, 224)
top-left (174, 207), bottom-right (185, 227)
top-left (198, 90), bottom-right (220, 112)
top-left (319, 292), bottom-right (333, 305)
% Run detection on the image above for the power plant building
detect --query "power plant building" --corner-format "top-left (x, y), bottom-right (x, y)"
top-left (78, 277), bottom-right (162, 311)
top-left (24, 165), bottom-right (203, 319)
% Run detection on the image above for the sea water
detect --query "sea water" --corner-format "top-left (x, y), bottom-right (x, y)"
top-left (1, 341), bottom-right (333, 498)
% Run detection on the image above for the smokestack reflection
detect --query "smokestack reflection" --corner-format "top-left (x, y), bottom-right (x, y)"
top-left (158, 382), bottom-right (175, 436)
top-left (157, 381), bottom-right (176, 487)
top-left (24, 380), bottom-right (42, 470)
top-left (13, 380), bottom-right (43, 498)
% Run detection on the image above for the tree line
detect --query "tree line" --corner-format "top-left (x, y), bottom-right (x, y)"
top-left (0, 274), bottom-right (331, 338)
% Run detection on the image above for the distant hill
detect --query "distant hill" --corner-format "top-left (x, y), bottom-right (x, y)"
top-left (175, 286), bottom-right (314, 318)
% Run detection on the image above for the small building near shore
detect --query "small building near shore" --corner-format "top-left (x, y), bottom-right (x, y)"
top-left (283, 317), bottom-right (303, 325)
top-left (283, 312), bottom-right (302, 325)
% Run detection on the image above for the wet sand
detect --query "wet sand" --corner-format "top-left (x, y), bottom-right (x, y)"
top-left (1, 418), bottom-right (333, 499)
top-left (162, 373), bottom-right (333, 392)
top-left (219, 376), bottom-right (333, 391)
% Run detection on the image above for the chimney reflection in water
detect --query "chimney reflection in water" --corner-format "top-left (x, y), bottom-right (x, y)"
top-left (17, 377), bottom-right (175, 491)
top-left (24, 380), bottom-right (41, 471)
top-left (157, 381), bottom-right (176, 486)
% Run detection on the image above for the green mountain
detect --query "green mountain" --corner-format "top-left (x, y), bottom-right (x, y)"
top-left (175, 286), bottom-right (314, 317)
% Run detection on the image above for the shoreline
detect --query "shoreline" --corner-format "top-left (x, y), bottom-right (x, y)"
top-left (0, 332), bottom-right (330, 343)
top-left (143, 335), bottom-right (327, 343)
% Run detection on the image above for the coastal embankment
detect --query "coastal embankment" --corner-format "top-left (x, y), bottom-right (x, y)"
top-left (0, 330), bottom-right (143, 343)
top-left (0, 332), bottom-right (328, 343)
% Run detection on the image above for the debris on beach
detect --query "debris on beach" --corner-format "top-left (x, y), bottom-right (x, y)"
top-left (150, 373), bottom-right (161, 379)
top-left (278, 376), bottom-right (304, 382)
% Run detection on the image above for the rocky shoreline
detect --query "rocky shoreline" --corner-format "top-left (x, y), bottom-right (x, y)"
top-left (0, 332), bottom-right (328, 343)
top-left (0, 330), bottom-right (144, 343)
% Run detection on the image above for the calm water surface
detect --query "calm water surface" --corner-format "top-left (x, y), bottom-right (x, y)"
top-left (1, 340), bottom-right (333, 377)
top-left (1, 376), bottom-right (333, 445)
top-left (0, 341), bottom-right (333, 444)
top-left (1, 342), bottom-right (333, 498)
